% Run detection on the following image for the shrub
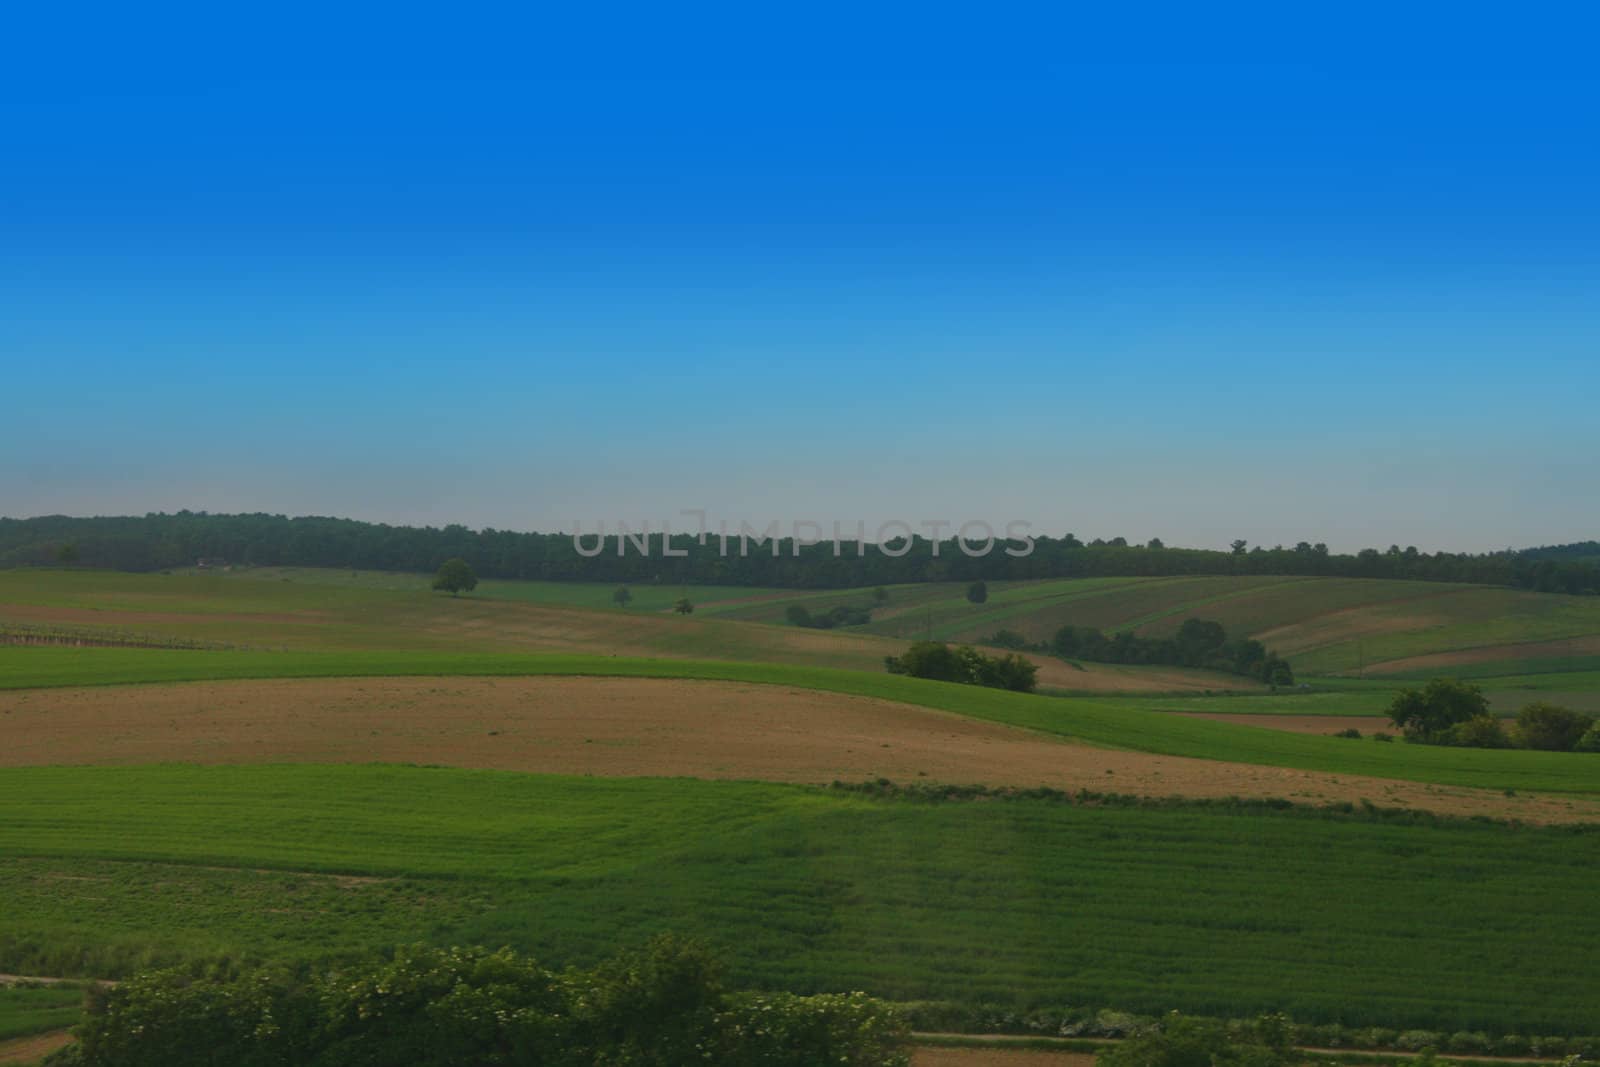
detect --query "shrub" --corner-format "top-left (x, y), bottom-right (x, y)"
top-left (885, 641), bottom-right (1038, 692)
top-left (1494, 1034), bottom-right (1531, 1056)
top-left (1576, 722), bottom-right (1600, 753)
top-left (1096, 1012), bottom-right (1292, 1067)
top-left (1396, 1030), bottom-right (1444, 1051)
top-left (717, 992), bottom-right (910, 1066)
top-left (1446, 1031), bottom-right (1492, 1054)
top-left (988, 629), bottom-right (1029, 650)
top-left (1371, 732), bottom-right (1394, 742)
top-left (1517, 702), bottom-right (1596, 751)
top-left (1333, 728), bottom-right (1363, 739)
top-left (1442, 715), bottom-right (1511, 749)
top-left (789, 603), bottom-right (872, 629)
top-left (1531, 1036), bottom-right (1571, 1057)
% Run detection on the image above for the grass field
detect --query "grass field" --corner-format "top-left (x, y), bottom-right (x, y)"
top-left (2, 765), bottom-right (1596, 1034)
top-left (0, 986), bottom-right (83, 1043)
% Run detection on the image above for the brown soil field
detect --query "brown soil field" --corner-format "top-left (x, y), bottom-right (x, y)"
top-left (3, 678), bottom-right (1596, 823)
top-left (1174, 713), bottom-right (1405, 735)
top-left (914, 1047), bottom-right (1094, 1067)
top-left (0, 1030), bottom-right (71, 1066)
top-left (0, 604), bottom-right (321, 627)
top-left (1358, 635), bottom-right (1600, 676)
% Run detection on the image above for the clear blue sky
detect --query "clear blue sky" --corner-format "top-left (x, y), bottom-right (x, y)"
top-left (3, 5), bottom-right (1596, 552)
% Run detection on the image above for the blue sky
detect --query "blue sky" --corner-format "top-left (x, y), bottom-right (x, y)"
top-left (2, 6), bottom-right (1597, 552)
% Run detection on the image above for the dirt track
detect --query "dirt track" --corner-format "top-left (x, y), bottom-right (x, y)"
top-left (0, 1030), bottom-right (71, 1066)
top-left (1175, 713), bottom-right (1399, 735)
top-left (914, 1048), bottom-right (1094, 1067)
top-left (3, 678), bottom-right (1596, 823)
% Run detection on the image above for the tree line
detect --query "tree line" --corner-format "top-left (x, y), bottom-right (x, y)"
top-left (993, 617), bottom-right (1295, 685)
top-left (4, 512), bottom-right (1597, 595)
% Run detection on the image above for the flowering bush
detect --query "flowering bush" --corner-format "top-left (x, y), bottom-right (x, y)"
top-left (717, 991), bottom-right (911, 1067)
top-left (60, 938), bottom-right (909, 1066)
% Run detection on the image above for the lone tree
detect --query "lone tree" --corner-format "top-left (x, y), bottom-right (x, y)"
top-left (431, 557), bottom-right (477, 596)
top-left (966, 580), bottom-right (988, 605)
top-left (613, 586), bottom-right (633, 608)
top-left (873, 586), bottom-right (890, 604)
top-left (1387, 678), bottom-right (1489, 742)
top-left (673, 597), bottom-right (694, 615)
top-left (56, 542), bottom-right (81, 565)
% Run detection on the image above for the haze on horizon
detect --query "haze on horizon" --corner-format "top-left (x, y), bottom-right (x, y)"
top-left (2, 9), bottom-right (1596, 556)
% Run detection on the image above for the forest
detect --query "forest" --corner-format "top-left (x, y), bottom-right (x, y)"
top-left (2, 512), bottom-right (1596, 595)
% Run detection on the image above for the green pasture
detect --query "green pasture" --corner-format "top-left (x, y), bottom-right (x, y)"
top-left (0, 766), bottom-right (1595, 1033)
top-left (0, 984), bottom-right (83, 1042)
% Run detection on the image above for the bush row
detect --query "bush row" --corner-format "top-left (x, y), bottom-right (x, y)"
top-left (46, 938), bottom-right (909, 1067)
top-left (884, 641), bottom-right (1039, 692)
top-left (825, 779), bottom-right (1600, 833)
top-left (1387, 680), bottom-right (1599, 751)
top-left (990, 617), bottom-right (1294, 685)
top-left (897, 1002), bottom-right (1600, 1057)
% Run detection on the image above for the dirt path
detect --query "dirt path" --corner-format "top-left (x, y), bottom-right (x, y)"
top-left (1173, 712), bottom-right (1388, 735)
top-left (915, 1047), bottom-right (1094, 1067)
top-left (1360, 635), bottom-right (1600, 676)
top-left (0, 1030), bottom-right (71, 1066)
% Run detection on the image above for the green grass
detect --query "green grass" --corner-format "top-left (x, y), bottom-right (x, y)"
top-left (0, 765), bottom-right (1595, 1033)
top-left (0, 984), bottom-right (84, 1042)
top-left (4, 646), bottom-right (1598, 794)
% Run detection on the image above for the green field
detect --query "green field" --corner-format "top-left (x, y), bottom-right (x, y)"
top-left (2, 765), bottom-right (1596, 1034)
top-left (0, 984), bottom-right (82, 1044)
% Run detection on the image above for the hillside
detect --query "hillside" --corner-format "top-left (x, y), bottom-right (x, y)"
top-left (16, 566), bottom-right (1600, 686)
top-left (0, 569), bottom-right (1262, 695)
top-left (667, 574), bottom-right (1600, 680)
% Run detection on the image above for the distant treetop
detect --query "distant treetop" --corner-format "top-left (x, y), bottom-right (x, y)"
top-left (2, 512), bottom-right (1595, 596)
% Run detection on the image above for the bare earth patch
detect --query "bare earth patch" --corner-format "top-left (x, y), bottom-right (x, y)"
top-left (1358, 635), bottom-right (1600, 676)
top-left (1173, 713), bottom-right (1400, 735)
top-left (0, 1030), bottom-right (72, 1066)
top-left (3, 678), bottom-right (1596, 823)
top-left (914, 1048), bottom-right (1095, 1067)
